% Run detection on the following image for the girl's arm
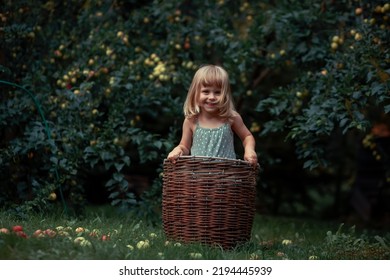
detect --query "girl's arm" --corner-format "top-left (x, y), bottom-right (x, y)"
top-left (231, 113), bottom-right (258, 166)
top-left (167, 118), bottom-right (193, 163)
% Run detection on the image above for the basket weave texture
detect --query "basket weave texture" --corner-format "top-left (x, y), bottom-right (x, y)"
top-left (162, 156), bottom-right (259, 249)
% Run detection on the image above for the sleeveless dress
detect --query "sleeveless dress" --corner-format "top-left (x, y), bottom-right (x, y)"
top-left (190, 122), bottom-right (236, 159)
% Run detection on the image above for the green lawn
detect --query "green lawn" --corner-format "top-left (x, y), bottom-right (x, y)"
top-left (0, 205), bottom-right (389, 260)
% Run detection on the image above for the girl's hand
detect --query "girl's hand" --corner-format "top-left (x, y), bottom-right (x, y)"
top-left (167, 146), bottom-right (184, 163)
top-left (244, 150), bottom-right (258, 167)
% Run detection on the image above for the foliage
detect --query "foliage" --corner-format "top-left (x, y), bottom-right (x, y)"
top-left (0, 0), bottom-right (389, 218)
top-left (256, 0), bottom-right (390, 170)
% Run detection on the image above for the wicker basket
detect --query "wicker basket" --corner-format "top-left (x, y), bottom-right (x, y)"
top-left (162, 156), bottom-right (259, 249)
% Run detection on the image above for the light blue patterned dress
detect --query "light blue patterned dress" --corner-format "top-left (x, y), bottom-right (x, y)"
top-left (190, 122), bottom-right (236, 159)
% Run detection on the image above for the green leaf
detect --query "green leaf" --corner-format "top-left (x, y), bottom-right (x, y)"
top-left (106, 179), bottom-right (116, 187)
top-left (113, 173), bottom-right (123, 181)
top-left (154, 140), bottom-right (162, 149)
top-left (108, 191), bottom-right (120, 199)
top-left (114, 162), bottom-right (124, 172)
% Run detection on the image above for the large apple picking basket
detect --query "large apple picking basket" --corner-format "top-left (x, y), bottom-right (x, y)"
top-left (162, 156), bottom-right (259, 249)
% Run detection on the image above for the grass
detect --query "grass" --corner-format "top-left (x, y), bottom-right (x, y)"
top-left (0, 205), bottom-right (389, 260)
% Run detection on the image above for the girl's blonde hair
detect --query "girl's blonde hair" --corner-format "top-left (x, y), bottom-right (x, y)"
top-left (183, 65), bottom-right (235, 119)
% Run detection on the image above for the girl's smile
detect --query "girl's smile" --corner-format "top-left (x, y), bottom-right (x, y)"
top-left (199, 85), bottom-right (221, 113)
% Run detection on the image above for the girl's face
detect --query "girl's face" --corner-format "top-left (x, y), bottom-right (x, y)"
top-left (198, 84), bottom-right (222, 114)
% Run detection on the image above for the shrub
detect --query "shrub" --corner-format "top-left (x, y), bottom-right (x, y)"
top-left (0, 0), bottom-right (389, 219)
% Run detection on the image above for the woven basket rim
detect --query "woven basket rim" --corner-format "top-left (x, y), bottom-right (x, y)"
top-left (164, 155), bottom-right (258, 167)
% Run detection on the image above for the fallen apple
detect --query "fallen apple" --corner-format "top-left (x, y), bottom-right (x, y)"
top-left (16, 231), bottom-right (28, 238)
top-left (33, 229), bottom-right (45, 238)
top-left (0, 228), bottom-right (10, 234)
top-left (12, 225), bottom-right (23, 232)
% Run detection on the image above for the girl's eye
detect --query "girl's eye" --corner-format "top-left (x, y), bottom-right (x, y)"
top-left (201, 88), bottom-right (221, 95)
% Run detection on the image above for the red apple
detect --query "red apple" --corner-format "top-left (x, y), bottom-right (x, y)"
top-left (44, 229), bottom-right (56, 238)
top-left (12, 225), bottom-right (23, 232)
top-left (33, 229), bottom-right (45, 238)
top-left (16, 231), bottom-right (28, 238)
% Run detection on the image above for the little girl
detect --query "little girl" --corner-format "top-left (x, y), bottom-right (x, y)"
top-left (167, 64), bottom-right (258, 166)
